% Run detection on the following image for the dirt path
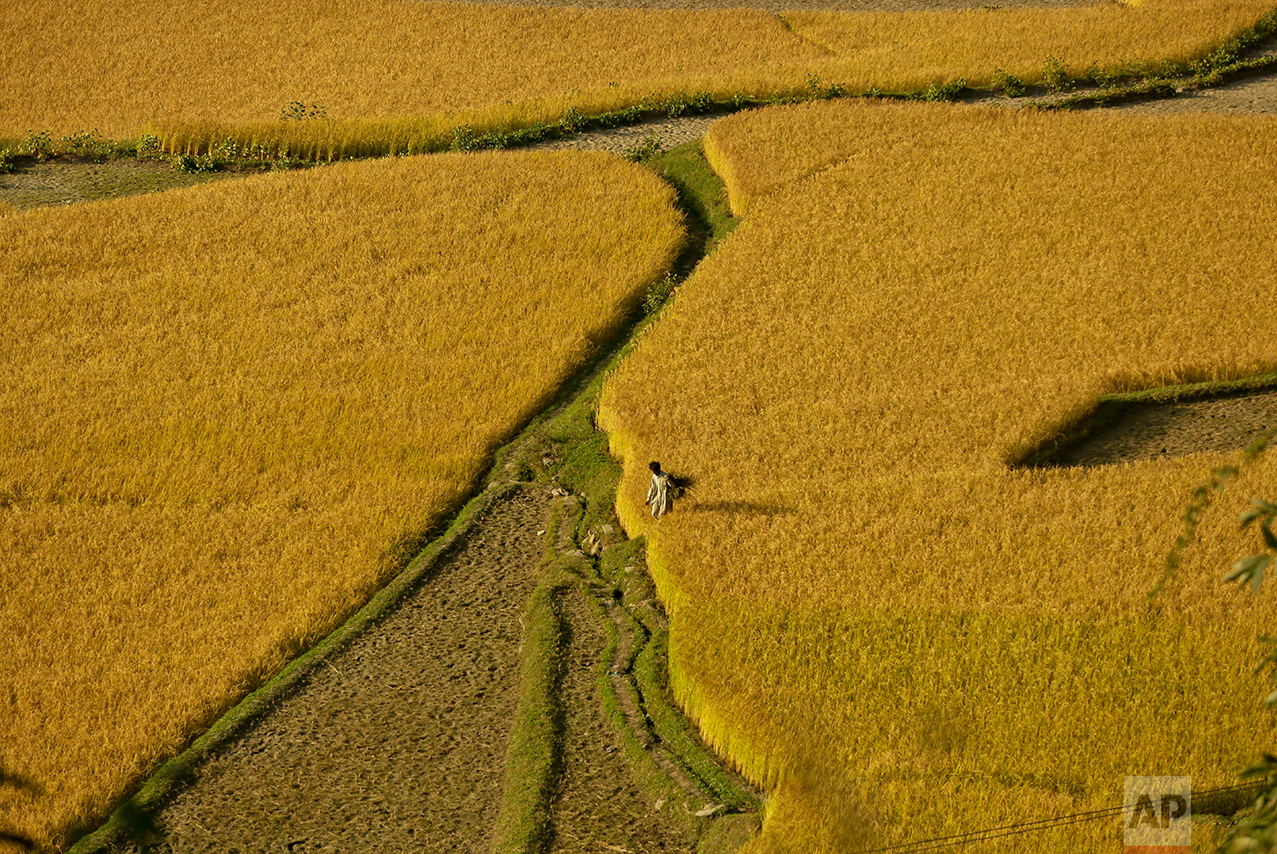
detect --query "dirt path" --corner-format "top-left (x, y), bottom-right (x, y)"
top-left (548, 588), bottom-right (696, 853)
top-left (110, 489), bottom-right (549, 854)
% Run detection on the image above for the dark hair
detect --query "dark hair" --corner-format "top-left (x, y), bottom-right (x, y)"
top-left (649, 461), bottom-right (661, 474)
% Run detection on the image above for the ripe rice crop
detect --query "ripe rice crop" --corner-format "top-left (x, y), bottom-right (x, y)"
top-left (0, 150), bottom-right (683, 851)
top-left (0, 0), bottom-right (823, 153)
top-left (1, 0), bottom-right (1271, 158)
top-left (599, 101), bottom-right (1277, 852)
top-left (785, 0), bottom-right (1276, 96)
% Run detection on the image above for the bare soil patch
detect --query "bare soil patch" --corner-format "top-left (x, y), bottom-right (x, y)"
top-left (0, 158), bottom-right (238, 211)
top-left (109, 488), bottom-right (549, 854)
top-left (1043, 390), bottom-right (1277, 468)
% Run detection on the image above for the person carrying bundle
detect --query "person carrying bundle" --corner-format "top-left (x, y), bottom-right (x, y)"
top-left (645, 461), bottom-right (673, 520)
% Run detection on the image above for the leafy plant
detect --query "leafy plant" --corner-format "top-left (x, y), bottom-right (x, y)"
top-left (59, 129), bottom-right (110, 157)
top-left (135, 134), bottom-right (162, 158)
top-left (171, 152), bottom-right (218, 173)
top-left (17, 130), bottom-right (55, 161)
top-left (664, 92), bottom-right (690, 118)
top-left (805, 74), bottom-right (846, 100)
top-left (921, 78), bottom-right (966, 102)
top-left (623, 131), bottom-right (663, 163)
top-left (642, 271), bottom-right (677, 316)
top-left (272, 154), bottom-right (307, 170)
top-left (450, 124), bottom-right (476, 151)
top-left (992, 68), bottom-right (1026, 97)
top-left (0, 148), bottom-right (14, 175)
top-left (1083, 62), bottom-right (1120, 89)
top-left (1042, 55), bottom-right (1074, 93)
top-left (558, 107), bottom-right (587, 134)
top-left (689, 90), bottom-right (715, 112)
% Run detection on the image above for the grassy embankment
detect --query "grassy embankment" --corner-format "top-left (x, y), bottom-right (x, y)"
top-left (0, 150), bottom-right (683, 852)
top-left (2, 0), bottom-right (1273, 159)
top-left (490, 138), bottom-right (757, 853)
top-left (599, 100), bottom-right (1277, 852)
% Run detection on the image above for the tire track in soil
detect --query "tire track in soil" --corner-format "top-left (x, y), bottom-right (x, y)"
top-left (110, 488), bottom-right (548, 854)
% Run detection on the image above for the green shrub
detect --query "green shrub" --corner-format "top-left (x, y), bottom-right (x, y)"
top-left (922, 78), bottom-right (966, 102)
top-left (992, 68), bottom-right (1025, 97)
top-left (1042, 55), bottom-right (1074, 93)
top-left (17, 130), bottom-right (54, 161)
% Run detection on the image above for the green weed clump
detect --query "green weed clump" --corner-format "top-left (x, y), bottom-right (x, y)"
top-left (1041, 55), bottom-right (1074, 92)
top-left (992, 67), bottom-right (1025, 96)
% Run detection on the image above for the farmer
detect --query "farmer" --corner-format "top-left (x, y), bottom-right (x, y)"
top-left (645, 460), bottom-right (673, 520)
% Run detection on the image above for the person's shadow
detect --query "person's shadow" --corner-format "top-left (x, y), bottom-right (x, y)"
top-left (691, 500), bottom-right (794, 518)
top-left (1, 764), bottom-right (42, 851)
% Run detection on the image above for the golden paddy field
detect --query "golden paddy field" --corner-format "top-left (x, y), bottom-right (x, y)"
top-left (4, 0), bottom-right (1277, 849)
top-left (599, 101), bottom-right (1277, 851)
top-left (1, 0), bottom-right (1271, 158)
top-left (0, 150), bottom-right (683, 851)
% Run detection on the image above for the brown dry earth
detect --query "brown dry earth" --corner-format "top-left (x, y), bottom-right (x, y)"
top-left (1050, 390), bottom-right (1277, 468)
top-left (111, 488), bottom-right (549, 854)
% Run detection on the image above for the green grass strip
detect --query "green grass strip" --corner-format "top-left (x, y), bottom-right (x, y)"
top-left (491, 573), bottom-right (573, 854)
